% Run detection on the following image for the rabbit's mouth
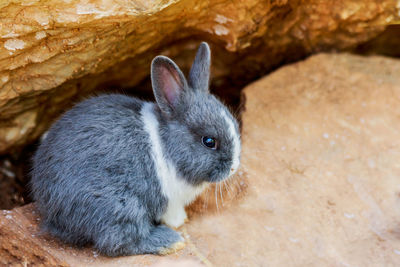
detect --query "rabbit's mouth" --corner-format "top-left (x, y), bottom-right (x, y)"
top-left (207, 169), bottom-right (233, 183)
top-left (229, 167), bottom-right (238, 177)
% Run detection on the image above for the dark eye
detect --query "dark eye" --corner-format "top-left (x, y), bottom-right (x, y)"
top-left (202, 136), bottom-right (217, 149)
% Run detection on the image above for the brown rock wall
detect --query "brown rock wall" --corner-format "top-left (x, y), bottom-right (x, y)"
top-left (0, 0), bottom-right (398, 153)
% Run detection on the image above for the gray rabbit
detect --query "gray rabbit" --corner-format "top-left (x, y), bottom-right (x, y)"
top-left (30, 42), bottom-right (241, 256)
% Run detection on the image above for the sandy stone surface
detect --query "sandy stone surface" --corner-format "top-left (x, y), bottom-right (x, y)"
top-left (2, 53), bottom-right (400, 266)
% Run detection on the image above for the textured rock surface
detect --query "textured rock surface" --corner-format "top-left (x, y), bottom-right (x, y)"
top-left (2, 53), bottom-right (400, 266)
top-left (355, 25), bottom-right (400, 57)
top-left (0, 0), bottom-right (398, 154)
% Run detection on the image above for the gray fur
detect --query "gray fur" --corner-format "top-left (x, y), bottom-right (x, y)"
top-left (31, 42), bottom-right (240, 256)
top-left (151, 56), bottom-right (188, 116)
top-left (189, 42), bottom-right (211, 91)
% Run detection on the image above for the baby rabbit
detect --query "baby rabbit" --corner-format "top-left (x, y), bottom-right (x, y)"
top-left (31, 42), bottom-right (241, 256)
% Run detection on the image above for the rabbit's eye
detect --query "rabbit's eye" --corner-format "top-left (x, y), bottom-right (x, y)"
top-left (202, 136), bottom-right (217, 149)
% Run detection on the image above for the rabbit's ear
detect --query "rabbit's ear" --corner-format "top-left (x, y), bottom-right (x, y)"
top-left (188, 42), bottom-right (211, 92)
top-left (151, 56), bottom-right (187, 115)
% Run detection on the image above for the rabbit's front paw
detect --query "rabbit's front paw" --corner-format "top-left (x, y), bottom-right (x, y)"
top-left (158, 241), bottom-right (186, 255)
top-left (162, 206), bottom-right (187, 228)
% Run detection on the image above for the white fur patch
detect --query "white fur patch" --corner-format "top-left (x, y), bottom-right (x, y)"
top-left (141, 102), bottom-right (207, 228)
top-left (222, 109), bottom-right (241, 176)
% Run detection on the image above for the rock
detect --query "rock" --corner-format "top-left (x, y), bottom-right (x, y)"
top-left (355, 25), bottom-right (400, 57)
top-left (0, 0), bottom-right (397, 154)
top-left (0, 204), bottom-right (197, 266)
top-left (2, 53), bottom-right (400, 266)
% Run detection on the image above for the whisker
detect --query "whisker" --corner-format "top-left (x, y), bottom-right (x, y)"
top-left (219, 182), bottom-right (224, 206)
top-left (233, 178), bottom-right (242, 193)
top-left (223, 180), bottom-right (232, 197)
top-left (215, 184), bottom-right (219, 212)
top-left (203, 186), bottom-right (210, 210)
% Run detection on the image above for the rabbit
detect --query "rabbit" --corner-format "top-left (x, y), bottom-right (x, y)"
top-left (30, 42), bottom-right (241, 256)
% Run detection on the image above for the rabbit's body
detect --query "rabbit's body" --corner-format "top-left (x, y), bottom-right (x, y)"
top-left (33, 95), bottom-right (181, 255)
top-left (31, 43), bottom-right (241, 256)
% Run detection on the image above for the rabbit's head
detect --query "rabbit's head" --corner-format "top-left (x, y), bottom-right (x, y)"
top-left (151, 42), bottom-right (241, 185)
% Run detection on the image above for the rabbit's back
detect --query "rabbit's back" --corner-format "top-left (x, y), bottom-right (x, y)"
top-left (31, 94), bottom-right (167, 245)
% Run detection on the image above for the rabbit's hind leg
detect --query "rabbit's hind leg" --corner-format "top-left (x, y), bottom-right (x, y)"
top-left (41, 218), bottom-right (90, 247)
